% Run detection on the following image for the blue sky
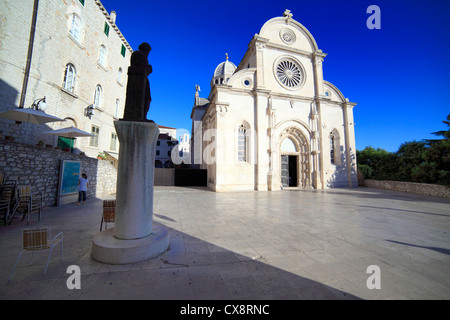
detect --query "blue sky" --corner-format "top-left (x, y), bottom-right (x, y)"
top-left (103, 0), bottom-right (450, 152)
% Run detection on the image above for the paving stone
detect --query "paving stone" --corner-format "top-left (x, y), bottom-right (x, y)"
top-left (1, 186), bottom-right (449, 300)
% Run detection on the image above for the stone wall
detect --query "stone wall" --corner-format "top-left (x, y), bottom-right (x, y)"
top-left (154, 168), bottom-right (175, 186)
top-left (0, 139), bottom-right (117, 207)
top-left (361, 179), bottom-right (450, 198)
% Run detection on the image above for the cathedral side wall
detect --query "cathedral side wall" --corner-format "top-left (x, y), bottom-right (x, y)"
top-left (214, 92), bottom-right (255, 189)
top-left (321, 103), bottom-right (349, 187)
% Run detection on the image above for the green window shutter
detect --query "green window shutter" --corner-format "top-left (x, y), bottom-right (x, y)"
top-left (121, 44), bottom-right (126, 57)
top-left (104, 22), bottom-right (110, 36)
top-left (79, 0), bottom-right (85, 6)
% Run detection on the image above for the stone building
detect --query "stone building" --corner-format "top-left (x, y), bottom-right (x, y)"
top-left (154, 125), bottom-right (192, 167)
top-left (0, 0), bottom-right (132, 159)
top-left (191, 10), bottom-right (358, 191)
top-left (154, 125), bottom-right (176, 167)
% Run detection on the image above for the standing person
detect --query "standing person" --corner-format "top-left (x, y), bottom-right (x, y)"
top-left (77, 173), bottom-right (88, 205)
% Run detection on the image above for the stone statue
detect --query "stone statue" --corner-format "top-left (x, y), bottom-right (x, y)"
top-left (122, 42), bottom-right (153, 121)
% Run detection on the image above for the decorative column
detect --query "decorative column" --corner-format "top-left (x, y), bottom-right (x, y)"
top-left (91, 121), bottom-right (169, 264)
top-left (342, 100), bottom-right (358, 187)
top-left (253, 37), bottom-right (271, 191)
top-left (309, 102), bottom-right (320, 189)
top-left (312, 50), bottom-right (327, 189)
top-left (114, 121), bottom-right (157, 239)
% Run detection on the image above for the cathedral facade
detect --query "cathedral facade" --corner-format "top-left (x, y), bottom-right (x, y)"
top-left (191, 10), bottom-right (357, 191)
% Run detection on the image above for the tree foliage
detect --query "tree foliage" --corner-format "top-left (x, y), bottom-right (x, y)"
top-left (357, 115), bottom-right (450, 186)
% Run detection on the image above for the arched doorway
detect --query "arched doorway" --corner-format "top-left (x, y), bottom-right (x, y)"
top-left (279, 127), bottom-right (311, 189)
top-left (280, 138), bottom-right (297, 187)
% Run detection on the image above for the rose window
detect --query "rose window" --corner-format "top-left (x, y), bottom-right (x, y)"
top-left (275, 59), bottom-right (303, 89)
top-left (280, 28), bottom-right (296, 45)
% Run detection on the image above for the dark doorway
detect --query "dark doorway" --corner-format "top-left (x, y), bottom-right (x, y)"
top-left (281, 155), bottom-right (298, 187)
top-left (288, 155), bottom-right (298, 187)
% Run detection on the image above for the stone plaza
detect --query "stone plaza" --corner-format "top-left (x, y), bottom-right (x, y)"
top-left (0, 186), bottom-right (449, 300)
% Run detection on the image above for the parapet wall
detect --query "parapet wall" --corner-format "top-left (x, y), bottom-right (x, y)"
top-left (0, 139), bottom-right (117, 207)
top-left (361, 179), bottom-right (450, 198)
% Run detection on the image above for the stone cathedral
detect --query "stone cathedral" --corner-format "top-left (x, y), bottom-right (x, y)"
top-left (191, 10), bottom-right (358, 191)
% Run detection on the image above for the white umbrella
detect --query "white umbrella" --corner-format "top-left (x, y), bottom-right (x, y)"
top-left (0, 107), bottom-right (63, 125)
top-left (43, 126), bottom-right (93, 138)
top-left (43, 126), bottom-right (93, 152)
top-left (0, 107), bottom-right (64, 142)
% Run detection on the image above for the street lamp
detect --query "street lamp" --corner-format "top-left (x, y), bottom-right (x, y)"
top-left (31, 97), bottom-right (48, 111)
top-left (85, 104), bottom-right (95, 118)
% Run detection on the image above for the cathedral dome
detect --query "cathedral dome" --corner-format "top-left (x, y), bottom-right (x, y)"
top-left (212, 54), bottom-right (236, 85)
top-left (214, 60), bottom-right (236, 78)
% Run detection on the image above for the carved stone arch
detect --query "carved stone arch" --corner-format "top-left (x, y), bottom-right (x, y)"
top-left (276, 118), bottom-right (312, 136)
top-left (278, 126), bottom-right (311, 189)
top-left (64, 117), bottom-right (77, 128)
top-left (53, 117), bottom-right (77, 129)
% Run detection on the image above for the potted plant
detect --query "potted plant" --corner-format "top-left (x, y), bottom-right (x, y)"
top-left (97, 151), bottom-right (107, 160)
top-left (36, 140), bottom-right (44, 147)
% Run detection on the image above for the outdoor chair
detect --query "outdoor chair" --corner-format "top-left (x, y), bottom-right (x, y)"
top-left (9, 227), bottom-right (63, 281)
top-left (0, 184), bottom-right (15, 226)
top-left (0, 173), bottom-right (16, 187)
top-left (100, 199), bottom-right (116, 231)
top-left (8, 185), bottom-right (42, 225)
top-left (29, 190), bottom-right (43, 224)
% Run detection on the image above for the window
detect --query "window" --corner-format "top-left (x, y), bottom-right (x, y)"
top-left (121, 44), bottom-right (126, 57)
top-left (63, 63), bottom-right (76, 92)
top-left (238, 125), bottom-right (247, 162)
top-left (156, 150), bottom-right (160, 156)
top-left (69, 14), bottom-right (82, 42)
top-left (329, 131), bottom-right (341, 165)
top-left (114, 99), bottom-right (120, 118)
top-left (104, 22), bottom-right (110, 36)
top-left (99, 45), bottom-right (107, 67)
top-left (90, 125), bottom-right (100, 147)
top-left (93, 85), bottom-right (102, 108)
top-left (117, 68), bottom-right (123, 83)
top-left (110, 132), bottom-right (117, 151)
top-left (157, 141), bottom-right (160, 146)
top-left (275, 57), bottom-right (304, 89)
top-left (330, 135), bottom-right (335, 164)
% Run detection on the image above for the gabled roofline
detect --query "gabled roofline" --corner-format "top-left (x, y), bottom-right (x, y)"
top-left (95, 0), bottom-right (133, 52)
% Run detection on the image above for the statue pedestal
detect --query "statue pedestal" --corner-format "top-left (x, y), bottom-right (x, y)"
top-left (91, 121), bottom-right (169, 264)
